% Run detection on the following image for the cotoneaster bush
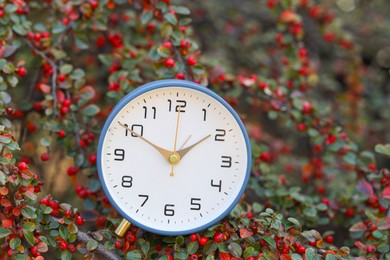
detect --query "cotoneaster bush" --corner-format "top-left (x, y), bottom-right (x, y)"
top-left (0, 0), bottom-right (389, 259)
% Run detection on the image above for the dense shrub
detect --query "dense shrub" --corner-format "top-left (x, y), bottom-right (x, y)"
top-left (0, 0), bottom-right (389, 259)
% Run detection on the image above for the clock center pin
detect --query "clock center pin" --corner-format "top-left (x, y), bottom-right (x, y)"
top-left (169, 153), bottom-right (181, 164)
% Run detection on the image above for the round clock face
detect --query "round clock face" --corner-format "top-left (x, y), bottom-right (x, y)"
top-left (97, 80), bottom-right (251, 235)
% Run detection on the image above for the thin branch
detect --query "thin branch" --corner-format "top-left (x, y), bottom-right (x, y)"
top-left (76, 231), bottom-right (121, 260)
top-left (25, 40), bottom-right (58, 117)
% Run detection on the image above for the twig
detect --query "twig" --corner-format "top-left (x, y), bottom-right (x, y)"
top-left (65, 90), bottom-right (85, 156)
top-left (76, 231), bottom-right (121, 260)
top-left (25, 40), bottom-right (58, 117)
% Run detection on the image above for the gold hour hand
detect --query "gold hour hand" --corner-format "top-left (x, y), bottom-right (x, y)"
top-left (176, 134), bottom-right (211, 159)
top-left (118, 121), bottom-right (172, 161)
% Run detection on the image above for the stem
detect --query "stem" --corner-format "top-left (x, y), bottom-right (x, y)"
top-left (25, 40), bottom-right (58, 117)
top-left (76, 231), bottom-right (121, 260)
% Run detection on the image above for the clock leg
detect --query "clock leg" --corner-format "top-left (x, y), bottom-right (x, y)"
top-left (115, 219), bottom-right (132, 237)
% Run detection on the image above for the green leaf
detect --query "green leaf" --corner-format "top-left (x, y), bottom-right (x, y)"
top-left (61, 250), bottom-right (72, 260)
top-left (0, 135), bottom-right (11, 144)
top-left (87, 239), bottom-right (98, 251)
top-left (70, 68), bottom-right (85, 80)
top-left (171, 6), bottom-right (191, 15)
top-left (157, 46), bottom-right (170, 58)
top-left (138, 238), bottom-right (150, 255)
top-left (82, 104), bottom-right (100, 117)
top-left (375, 143), bottom-right (390, 157)
top-left (203, 240), bottom-right (217, 255)
top-left (378, 243), bottom-right (389, 253)
top-left (60, 64), bottom-right (73, 75)
top-left (88, 179), bottom-right (101, 192)
top-left (243, 246), bottom-right (257, 258)
top-left (149, 46), bottom-right (160, 61)
top-left (0, 227), bottom-right (11, 239)
top-left (343, 152), bottom-right (357, 165)
top-left (291, 254), bottom-right (303, 260)
top-left (287, 217), bottom-right (302, 230)
top-left (161, 22), bottom-right (173, 38)
top-left (164, 13), bottom-right (177, 25)
top-left (22, 222), bottom-right (36, 232)
top-left (126, 250), bottom-right (142, 259)
top-left (59, 226), bottom-right (69, 240)
top-left (187, 241), bottom-right (199, 254)
top-left (21, 207), bottom-right (37, 219)
top-left (98, 54), bottom-right (114, 66)
top-left (12, 24), bottom-right (27, 35)
top-left (40, 136), bottom-right (52, 147)
top-left (305, 247), bottom-right (316, 260)
top-left (260, 235), bottom-right (276, 249)
top-left (10, 237), bottom-right (21, 249)
top-left (228, 242), bottom-right (242, 257)
top-left (75, 36), bottom-right (89, 50)
top-left (52, 22), bottom-right (66, 34)
top-left (7, 75), bottom-right (18, 87)
top-left (141, 10), bottom-right (153, 25)
top-left (23, 230), bottom-right (35, 246)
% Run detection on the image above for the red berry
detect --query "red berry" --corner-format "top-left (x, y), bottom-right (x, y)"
top-left (213, 232), bottom-right (223, 243)
top-left (126, 232), bottom-right (136, 243)
top-left (366, 245), bottom-right (376, 253)
top-left (57, 74), bottom-right (67, 82)
top-left (345, 208), bottom-right (354, 218)
top-left (7, 249), bottom-right (13, 257)
top-left (41, 31), bottom-right (50, 38)
top-left (50, 208), bottom-right (60, 217)
top-left (75, 215), bottom-right (85, 225)
top-left (63, 99), bottom-right (71, 107)
top-left (187, 55), bottom-right (197, 66)
top-left (302, 101), bottom-right (312, 114)
top-left (30, 246), bottom-right (39, 257)
top-left (68, 244), bottom-right (77, 253)
top-left (259, 152), bottom-right (271, 163)
top-left (162, 41), bottom-right (172, 49)
top-left (41, 152), bottom-right (50, 161)
top-left (97, 216), bottom-right (107, 226)
top-left (89, 154), bottom-right (97, 165)
top-left (59, 241), bottom-right (68, 250)
top-left (18, 162), bottom-right (28, 171)
top-left (309, 240), bottom-right (317, 247)
top-left (65, 209), bottom-right (73, 218)
top-left (58, 130), bottom-right (66, 138)
top-left (39, 197), bottom-right (50, 206)
top-left (60, 106), bottom-right (70, 116)
top-left (198, 236), bottom-right (208, 246)
top-left (324, 235), bottom-right (334, 244)
top-left (164, 58), bottom-right (175, 68)
top-left (49, 200), bottom-right (59, 209)
top-left (297, 245), bottom-right (306, 254)
top-left (176, 73), bottom-right (185, 80)
top-left (16, 67), bottom-right (27, 77)
top-left (189, 234), bottom-right (197, 242)
top-left (115, 240), bottom-right (123, 249)
top-left (67, 166), bottom-right (79, 176)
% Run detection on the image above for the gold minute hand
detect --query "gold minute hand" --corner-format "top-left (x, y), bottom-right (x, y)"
top-left (118, 121), bottom-right (172, 161)
top-left (176, 134), bottom-right (211, 160)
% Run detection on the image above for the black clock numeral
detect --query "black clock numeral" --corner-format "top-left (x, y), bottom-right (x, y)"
top-left (143, 106), bottom-right (156, 119)
top-left (190, 198), bottom-right (201, 210)
top-left (124, 124), bottom-right (144, 137)
top-left (114, 149), bottom-right (125, 161)
top-left (168, 99), bottom-right (186, 112)
top-left (221, 156), bottom-right (232, 168)
top-left (211, 179), bottom-right (222, 192)
top-left (138, 194), bottom-right (149, 207)
top-left (164, 204), bottom-right (175, 216)
top-left (121, 176), bottom-right (133, 188)
top-left (215, 129), bottom-right (226, 141)
top-left (202, 108), bottom-right (207, 121)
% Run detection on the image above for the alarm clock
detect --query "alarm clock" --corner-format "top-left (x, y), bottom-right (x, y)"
top-left (97, 79), bottom-right (251, 235)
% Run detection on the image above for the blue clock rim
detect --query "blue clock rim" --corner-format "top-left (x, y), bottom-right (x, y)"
top-left (97, 79), bottom-right (252, 236)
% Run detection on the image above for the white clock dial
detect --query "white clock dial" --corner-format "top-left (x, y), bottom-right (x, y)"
top-left (98, 80), bottom-right (251, 235)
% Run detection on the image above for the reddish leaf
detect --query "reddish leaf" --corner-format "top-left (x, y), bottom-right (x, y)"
top-left (1, 198), bottom-right (11, 207)
top-left (354, 241), bottom-right (366, 251)
top-left (37, 242), bottom-right (48, 252)
top-left (349, 221), bottom-right (367, 232)
top-left (0, 187), bottom-right (8, 195)
top-left (357, 181), bottom-right (374, 196)
top-left (2, 218), bottom-right (13, 228)
top-left (39, 84), bottom-right (51, 94)
top-left (12, 207), bottom-right (21, 217)
top-left (280, 254), bottom-right (292, 260)
top-left (377, 217), bottom-right (390, 230)
top-left (219, 252), bottom-right (232, 260)
top-left (381, 186), bottom-right (390, 199)
top-left (239, 228), bottom-right (253, 238)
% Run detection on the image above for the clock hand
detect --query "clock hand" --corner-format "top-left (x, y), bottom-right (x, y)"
top-left (170, 106), bottom-right (181, 176)
top-left (118, 121), bottom-right (172, 161)
top-left (179, 135), bottom-right (192, 150)
top-left (176, 134), bottom-right (211, 159)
